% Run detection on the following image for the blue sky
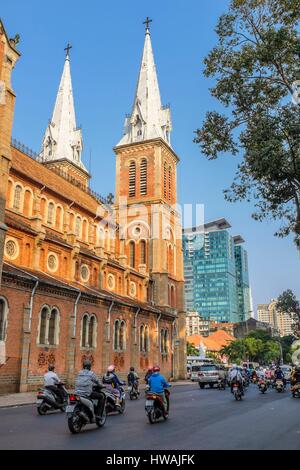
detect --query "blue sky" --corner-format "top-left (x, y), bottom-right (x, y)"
top-left (2, 0), bottom-right (300, 313)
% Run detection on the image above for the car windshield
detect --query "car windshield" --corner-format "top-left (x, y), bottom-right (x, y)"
top-left (191, 365), bottom-right (202, 372)
top-left (199, 365), bottom-right (217, 371)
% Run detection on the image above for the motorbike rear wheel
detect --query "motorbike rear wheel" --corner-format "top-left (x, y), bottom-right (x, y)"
top-left (68, 409), bottom-right (83, 434)
top-left (147, 408), bottom-right (156, 424)
top-left (37, 403), bottom-right (48, 415)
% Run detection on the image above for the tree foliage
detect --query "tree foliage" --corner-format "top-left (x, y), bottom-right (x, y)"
top-left (276, 289), bottom-right (300, 336)
top-left (194, 0), bottom-right (300, 242)
top-left (187, 342), bottom-right (199, 356)
top-left (220, 332), bottom-right (282, 364)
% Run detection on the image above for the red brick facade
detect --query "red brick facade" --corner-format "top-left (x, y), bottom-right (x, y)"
top-left (0, 21), bottom-right (186, 394)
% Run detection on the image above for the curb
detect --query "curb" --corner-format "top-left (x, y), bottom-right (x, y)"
top-left (0, 382), bottom-right (195, 409)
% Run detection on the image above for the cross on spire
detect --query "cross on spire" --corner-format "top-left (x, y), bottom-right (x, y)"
top-left (143, 16), bottom-right (152, 32)
top-left (64, 43), bottom-right (72, 57)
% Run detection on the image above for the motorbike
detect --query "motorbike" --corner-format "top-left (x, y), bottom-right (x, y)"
top-left (275, 379), bottom-right (285, 393)
top-left (103, 384), bottom-right (126, 414)
top-left (66, 385), bottom-right (107, 434)
top-left (258, 379), bottom-right (268, 394)
top-left (145, 389), bottom-right (170, 424)
top-left (232, 383), bottom-right (243, 401)
top-left (291, 383), bottom-right (300, 398)
top-left (36, 383), bottom-right (68, 415)
top-left (217, 378), bottom-right (226, 390)
top-left (128, 381), bottom-right (140, 400)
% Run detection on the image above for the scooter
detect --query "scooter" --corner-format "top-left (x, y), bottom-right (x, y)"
top-left (128, 381), bottom-right (140, 400)
top-left (232, 383), bottom-right (243, 401)
top-left (36, 383), bottom-right (68, 415)
top-left (217, 378), bottom-right (226, 390)
top-left (145, 389), bottom-right (170, 424)
top-left (66, 385), bottom-right (107, 434)
top-left (103, 384), bottom-right (126, 414)
top-left (275, 379), bottom-right (285, 393)
top-left (258, 379), bottom-right (268, 394)
top-left (291, 383), bottom-right (300, 398)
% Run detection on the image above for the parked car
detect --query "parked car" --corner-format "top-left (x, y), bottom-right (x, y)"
top-left (196, 364), bottom-right (227, 389)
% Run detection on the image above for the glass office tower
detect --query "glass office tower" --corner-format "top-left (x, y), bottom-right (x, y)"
top-left (183, 219), bottom-right (251, 323)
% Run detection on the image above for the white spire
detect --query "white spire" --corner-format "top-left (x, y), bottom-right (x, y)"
top-left (117, 24), bottom-right (172, 147)
top-left (39, 46), bottom-right (86, 170)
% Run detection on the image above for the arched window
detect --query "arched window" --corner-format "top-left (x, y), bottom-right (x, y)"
top-left (38, 307), bottom-right (59, 346)
top-left (82, 219), bottom-right (88, 242)
top-left (23, 189), bottom-right (32, 216)
top-left (75, 216), bottom-right (81, 237)
top-left (119, 320), bottom-right (126, 351)
top-left (93, 268), bottom-right (98, 287)
top-left (140, 324), bottom-right (145, 352)
top-left (163, 163), bottom-right (167, 199)
top-left (47, 202), bottom-right (55, 225)
top-left (89, 316), bottom-right (97, 348)
top-left (129, 241), bottom-right (135, 268)
top-left (129, 161), bottom-right (136, 197)
top-left (0, 297), bottom-right (8, 341)
top-left (13, 185), bottom-right (22, 211)
top-left (168, 166), bottom-right (172, 201)
top-left (39, 307), bottom-right (49, 344)
top-left (140, 159), bottom-right (147, 195)
top-left (81, 314), bottom-right (89, 348)
top-left (55, 206), bottom-right (63, 230)
top-left (48, 308), bottom-right (58, 345)
top-left (160, 328), bottom-right (169, 354)
top-left (144, 325), bottom-right (149, 352)
top-left (114, 320), bottom-right (120, 351)
top-left (140, 240), bottom-right (146, 265)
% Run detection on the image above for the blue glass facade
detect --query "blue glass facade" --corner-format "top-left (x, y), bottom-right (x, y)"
top-left (183, 224), bottom-right (251, 323)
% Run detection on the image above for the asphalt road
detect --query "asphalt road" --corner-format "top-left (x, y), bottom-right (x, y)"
top-left (0, 383), bottom-right (300, 450)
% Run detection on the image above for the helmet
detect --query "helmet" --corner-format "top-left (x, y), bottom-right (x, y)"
top-left (48, 364), bottom-right (55, 372)
top-left (83, 359), bottom-right (92, 370)
top-left (232, 364), bottom-right (237, 369)
top-left (130, 366), bottom-right (135, 372)
top-left (148, 366), bottom-right (153, 372)
top-left (152, 365), bottom-right (160, 372)
top-left (107, 364), bottom-right (115, 373)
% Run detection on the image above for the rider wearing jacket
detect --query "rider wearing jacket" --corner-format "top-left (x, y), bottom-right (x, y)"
top-left (103, 365), bottom-right (124, 408)
top-left (148, 365), bottom-right (171, 414)
top-left (229, 365), bottom-right (244, 394)
top-left (274, 366), bottom-right (286, 387)
top-left (127, 367), bottom-right (139, 392)
top-left (75, 360), bottom-right (103, 417)
top-left (291, 365), bottom-right (300, 386)
top-left (44, 365), bottom-right (64, 404)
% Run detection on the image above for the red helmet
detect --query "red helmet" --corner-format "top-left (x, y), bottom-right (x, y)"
top-left (152, 365), bottom-right (160, 372)
top-left (148, 366), bottom-right (153, 372)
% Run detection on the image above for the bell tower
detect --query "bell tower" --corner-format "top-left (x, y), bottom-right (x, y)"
top-left (0, 20), bottom-right (20, 285)
top-left (114, 21), bottom-right (186, 377)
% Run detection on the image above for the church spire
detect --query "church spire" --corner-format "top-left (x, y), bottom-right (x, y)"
top-left (39, 45), bottom-right (86, 170)
top-left (117, 19), bottom-right (172, 147)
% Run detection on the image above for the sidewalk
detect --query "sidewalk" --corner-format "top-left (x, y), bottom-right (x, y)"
top-left (0, 380), bottom-right (194, 408)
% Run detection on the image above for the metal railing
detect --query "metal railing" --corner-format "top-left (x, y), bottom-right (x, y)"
top-left (11, 137), bottom-right (112, 206)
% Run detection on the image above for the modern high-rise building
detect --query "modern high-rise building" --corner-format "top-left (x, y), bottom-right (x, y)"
top-left (183, 219), bottom-right (252, 323)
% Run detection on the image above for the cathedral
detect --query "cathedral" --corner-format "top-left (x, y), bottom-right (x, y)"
top-left (0, 19), bottom-right (186, 394)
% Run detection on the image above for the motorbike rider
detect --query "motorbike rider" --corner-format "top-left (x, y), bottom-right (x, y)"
top-left (44, 365), bottom-right (65, 404)
top-left (127, 367), bottom-right (140, 394)
top-left (145, 366), bottom-right (153, 384)
top-left (75, 359), bottom-right (103, 417)
top-left (103, 365), bottom-right (124, 409)
top-left (257, 367), bottom-right (265, 381)
top-left (229, 365), bottom-right (244, 394)
top-left (274, 365), bottom-right (286, 386)
top-left (147, 365), bottom-right (171, 415)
